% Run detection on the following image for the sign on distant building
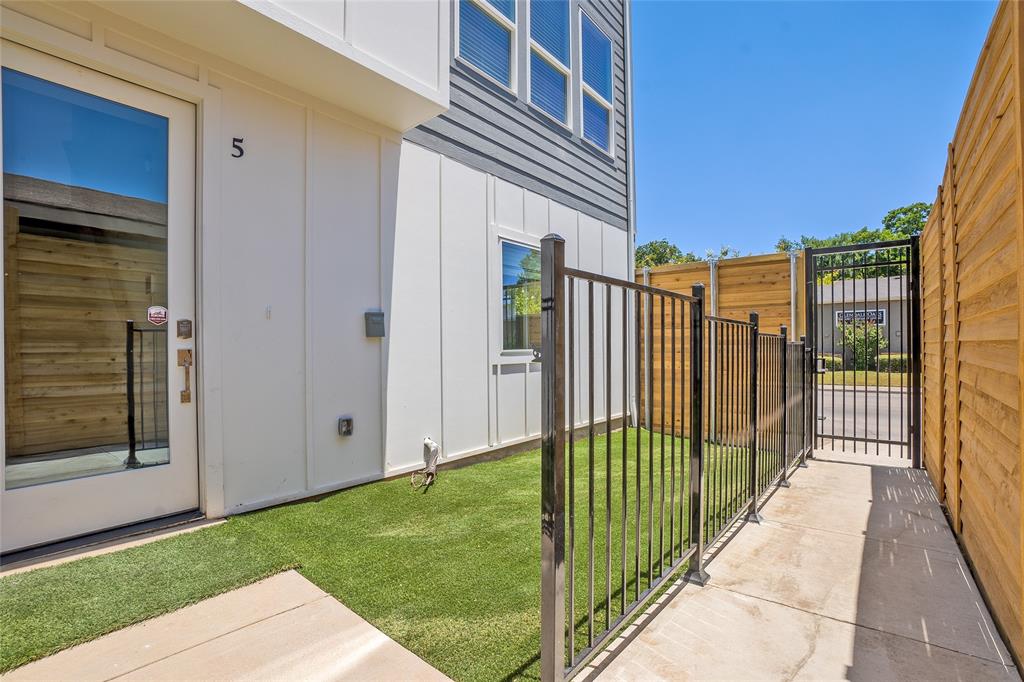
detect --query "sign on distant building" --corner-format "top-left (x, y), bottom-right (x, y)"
top-left (835, 309), bottom-right (885, 325)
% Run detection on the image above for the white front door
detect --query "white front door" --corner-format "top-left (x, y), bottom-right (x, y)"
top-left (1, 42), bottom-right (199, 553)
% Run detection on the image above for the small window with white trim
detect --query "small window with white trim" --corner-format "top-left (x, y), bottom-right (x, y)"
top-left (529, 0), bottom-right (571, 125)
top-left (459, 0), bottom-right (516, 89)
top-left (501, 241), bottom-right (541, 351)
top-left (581, 11), bottom-right (613, 152)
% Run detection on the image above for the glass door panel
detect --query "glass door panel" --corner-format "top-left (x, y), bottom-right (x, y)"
top-left (3, 67), bottom-right (172, 489)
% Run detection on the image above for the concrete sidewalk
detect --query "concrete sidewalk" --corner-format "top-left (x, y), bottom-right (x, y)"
top-left (4, 570), bottom-right (449, 682)
top-left (583, 452), bottom-right (1020, 681)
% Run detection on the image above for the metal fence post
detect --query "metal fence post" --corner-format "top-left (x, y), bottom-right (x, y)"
top-left (540, 234), bottom-right (566, 682)
top-left (779, 325), bottom-right (791, 487)
top-left (804, 248), bottom-right (817, 455)
top-left (747, 312), bottom-right (763, 523)
top-left (909, 235), bottom-right (923, 469)
top-left (684, 283), bottom-right (709, 587)
top-left (799, 335), bottom-right (809, 468)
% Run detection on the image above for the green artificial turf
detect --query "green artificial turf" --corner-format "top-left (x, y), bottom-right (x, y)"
top-left (1, 428), bottom-right (762, 679)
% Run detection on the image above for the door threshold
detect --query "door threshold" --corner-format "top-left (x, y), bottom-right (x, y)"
top-left (1, 510), bottom-right (208, 573)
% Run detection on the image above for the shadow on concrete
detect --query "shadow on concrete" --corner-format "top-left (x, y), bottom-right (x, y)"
top-left (848, 460), bottom-right (1017, 679)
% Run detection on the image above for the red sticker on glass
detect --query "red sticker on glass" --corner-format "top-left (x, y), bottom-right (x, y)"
top-left (147, 305), bottom-right (168, 326)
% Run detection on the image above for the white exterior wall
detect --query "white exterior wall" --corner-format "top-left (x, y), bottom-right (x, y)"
top-left (384, 143), bottom-right (633, 473)
top-left (0, 1), bottom-right (631, 526)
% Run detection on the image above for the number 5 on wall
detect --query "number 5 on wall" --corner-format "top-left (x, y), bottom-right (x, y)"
top-left (231, 137), bottom-right (244, 158)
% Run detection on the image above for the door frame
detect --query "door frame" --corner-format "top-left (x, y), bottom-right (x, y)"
top-left (0, 9), bottom-right (229, 539)
top-left (0, 41), bottom-right (202, 552)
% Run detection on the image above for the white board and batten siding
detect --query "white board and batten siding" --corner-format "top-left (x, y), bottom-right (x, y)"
top-left (0, 1), bottom-right (630, 524)
top-left (214, 75), bottom-right (388, 512)
top-left (386, 143), bottom-right (632, 474)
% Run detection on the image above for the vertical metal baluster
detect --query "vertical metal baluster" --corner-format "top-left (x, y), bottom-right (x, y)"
top-left (854, 252), bottom-right (860, 453)
top-left (874, 253), bottom-right (880, 457)
top-left (659, 295), bottom-right (666, 576)
top-left (780, 326), bottom-right (790, 486)
top-left (152, 332), bottom-right (157, 448)
top-left (741, 326), bottom-right (747, 511)
top-left (567, 276), bottom-right (575, 661)
top-left (669, 298), bottom-right (676, 564)
top-left (634, 290), bottom-right (642, 603)
top-left (715, 320), bottom-right (723, 535)
top-left (726, 323), bottom-right (733, 522)
top-left (886, 250), bottom-right (893, 457)
top-left (646, 292), bottom-right (654, 587)
top-left (712, 319), bottom-right (720, 536)
top-left (829, 259), bottom-right (835, 451)
top-left (748, 313), bottom-right (760, 521)
top-left (732, 323), bottom-right (740, 517)
top-left (679, 301), bottom-right (687, 552)
top-left (899, 258), bottom-right (905, 458)
top-left (138, 329), bottom-right (145, 451)
top-left (587, 281), bottom-right (597, 646)
top-left (684, 284), bottom-right (708, 586)
top-left (539, 235), bottom-right (565, 682)
top-left (605, 284), bottom-right (612, 631)
top-left (126, 322), bottom-right (138, 468)
top-left (621, 287), bottom-right (628, 615)
top-left (799, 335), bottom-right (807, 466)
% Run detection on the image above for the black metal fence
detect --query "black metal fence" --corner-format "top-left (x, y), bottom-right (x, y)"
top-left (125, 320), bottom-right (168, 468)
top-left (540, 235), bottom-right (813, 681)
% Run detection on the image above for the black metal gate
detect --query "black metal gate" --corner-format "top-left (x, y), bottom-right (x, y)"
top-left (803, 239), bottom-right (922, 465)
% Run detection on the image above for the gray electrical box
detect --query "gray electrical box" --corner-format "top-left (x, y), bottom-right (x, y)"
top-left (364, 311), bottom-right (385, 338)
top-left (338, 416), bottom-right (354, 436)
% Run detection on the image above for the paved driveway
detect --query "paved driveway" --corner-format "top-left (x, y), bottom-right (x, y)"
top-left (816, 386), bottom-right (910, 458)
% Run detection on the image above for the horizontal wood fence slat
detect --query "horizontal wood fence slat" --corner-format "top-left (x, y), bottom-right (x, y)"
top-left (638, 252), bottom-right (805, 433)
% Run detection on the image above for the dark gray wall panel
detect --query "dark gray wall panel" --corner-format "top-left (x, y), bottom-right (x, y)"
top-left (405, 0), bottom-right (630, 230)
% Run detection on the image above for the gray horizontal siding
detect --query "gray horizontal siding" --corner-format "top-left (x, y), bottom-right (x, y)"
top-left (405, 0), bottom-right (630, 230)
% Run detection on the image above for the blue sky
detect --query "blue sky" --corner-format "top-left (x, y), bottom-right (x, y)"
top-left (631, 0), bottom-right (997, 256)
top-left (2, 68), bottom-right (168, 203)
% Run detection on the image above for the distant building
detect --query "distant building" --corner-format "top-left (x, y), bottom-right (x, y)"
top-left (816, 276), bottom-right (908, 360)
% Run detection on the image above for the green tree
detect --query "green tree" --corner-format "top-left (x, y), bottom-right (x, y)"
top-left (775, 202), bottom-right (931, 254)
top-left (881, 202), bottom-right (931, 238)
top-left (635, 240), bottom-right (742, 268)
top-left (839, 321), bottom-right (888, 371)
top-left (635, 239), bottom-right (700, 268)
top-left (775, 202), bottom-right (932, 281)
top-left (705, 245), bottom-right (742, 260)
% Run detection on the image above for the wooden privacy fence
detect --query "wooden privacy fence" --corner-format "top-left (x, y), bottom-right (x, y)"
top-left (639, 251), bottom-right (807, 433)
top-left (920, 0), bottom-right (1024, 662)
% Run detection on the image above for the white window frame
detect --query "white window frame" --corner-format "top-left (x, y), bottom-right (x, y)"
top-left (497, 235), bottom-right (543, 355)
top-left (455, 0), bottom-right (518, 95)
top-left (527, 0), bottom-right (572, 129)
top-left (579, 9), bottom-right (615, 157)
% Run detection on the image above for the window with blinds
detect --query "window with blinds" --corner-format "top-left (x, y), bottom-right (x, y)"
top-left (581, 11), bottom-right (613, 152)
top-left (529, 0), bottom-right (570, 124)
top-left (459, 0), bottom-right (515, 88)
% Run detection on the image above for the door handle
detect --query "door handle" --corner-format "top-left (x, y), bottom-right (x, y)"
top-left (177, 349), bottom-right (193, 403)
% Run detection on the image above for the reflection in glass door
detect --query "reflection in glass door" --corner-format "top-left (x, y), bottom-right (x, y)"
top-left (1, 43), bottom-right (198, 553)
top-left (3, 68), bottom-right (171, 488)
